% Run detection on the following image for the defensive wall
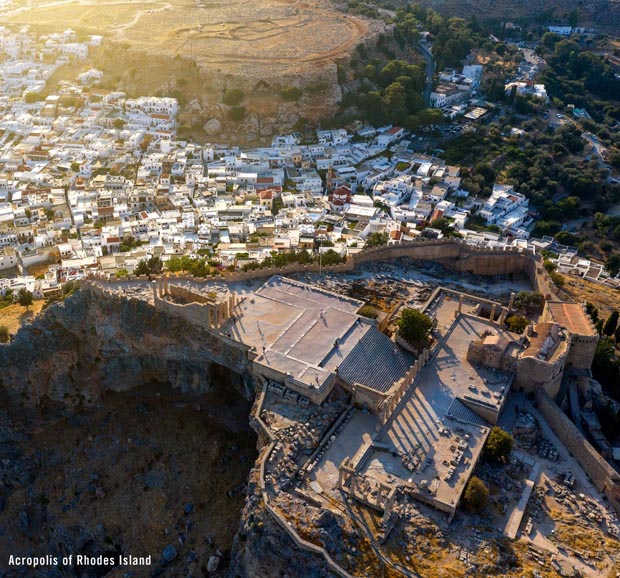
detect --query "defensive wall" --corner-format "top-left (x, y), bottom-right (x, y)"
top-left (224, 239), bottom-right (556, 296)
top-left (90, 239), bottom-right (559, 301)
top-left (535, 388), bottom-right (620, 511)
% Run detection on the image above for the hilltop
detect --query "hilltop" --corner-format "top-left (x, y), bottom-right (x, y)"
top-left (3, 0), bottom-right (385, 141)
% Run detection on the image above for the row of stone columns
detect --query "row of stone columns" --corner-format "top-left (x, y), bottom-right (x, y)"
top-left (379, 348), bottom-right (431, 425)
top-left (151, 277), bottom-right (170, 300)
top-left (455, 291), bottom-right (516, 326)
top-left (151, 278), bottom-right (239, 330)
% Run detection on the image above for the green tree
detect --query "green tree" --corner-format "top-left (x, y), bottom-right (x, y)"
top-left (383, 82), bottom-right (408, 124)
top-left (228, 106), bottom-right (246, 122)
top-left (606, 254), bottom-right (620, 277)
top-left (595, 319), bottom-right (605, 335)
top-left (71, 162), bottom-right (80, 172)
top-left (134, 256), bottom-right (163, 276)
top-left (398, 309), bottom-right (433, 347)
top-left (0, 325), bottom-right (9, 343)
top-left (24, 91), bottom-right (45, 103)
top-left (113, 118), bottom-right (126, 130)
top-left (17, 288), bottom-right (34, 311)
top-left (513, 291), bottom-right (544, 310)
top-left (549, 271), bottom-right (565, 288)
top-left (484, 427), bottom-right (513, 463)
top-left (592, 338), bottom-right (620, 395)
top-left (506, 315), bottom-right (528, 334)
top-left (603, 311), bottom-right (619, 337)
top-left (586, 302), bottom-right (599, 322)
top-left (365, 232), bottom-right (389, 247)
top-left (463, 476), bottom-right (489, 513)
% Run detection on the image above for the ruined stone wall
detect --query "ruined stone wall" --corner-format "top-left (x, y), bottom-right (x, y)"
top-left (350, 382), bottom-right (387, 413)
top-left (535, 389), bottom-right (620, 506)
top-left (528, 258), bottom-right (557, 299)
top-left (167, 284), bottom-right (216, 305)
top-left (218, 239), bottom-right (550, 286)
top-left (224, 261), bottom-right (354, 283)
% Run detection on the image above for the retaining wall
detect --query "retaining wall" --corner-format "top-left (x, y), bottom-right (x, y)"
top-left (88, 239), bottom-right (560, 301)
top-left (535, 389), bottom-right (620, 509)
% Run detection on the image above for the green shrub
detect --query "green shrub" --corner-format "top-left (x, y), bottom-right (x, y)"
top-left (281, 86), bottom-right (303, 102)
top-left (463, 476), bottom-right (489, 512)
top-left (228, 106), bottom-right (246, 122)
top-left (222, 88), bottom-right (244, 106)
top-left (358, 305), bottom-right (379, 319)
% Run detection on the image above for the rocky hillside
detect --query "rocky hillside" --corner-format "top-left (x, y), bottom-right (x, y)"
top-left (0, 286), bottom-right (251, 408)
top-left (0, 384), bottom-right (257, 578)
top-left (0, 287), bottom-right (338, 578)
top-left (0, 287), bottom-right (264, 577)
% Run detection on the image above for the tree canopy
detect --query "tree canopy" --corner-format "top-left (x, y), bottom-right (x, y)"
top-left (463, 476), bottom-right (489, 513)
top-left (398, 308), bottom-right (433, 346)
top-left (17, 288), bottom-right (33, 310)
top-left (484, 427), bottom-right (513, 462)
top-left (506, 315), bottom-right (529, 334)
top-left (603, 311), bottom-right (619, 338)
top-left (222, 88), bottom-right (244, 106)
top-left (134, 256), bottom-right (163, 276)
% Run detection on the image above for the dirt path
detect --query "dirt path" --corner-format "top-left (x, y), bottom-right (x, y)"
top-left (113, 1), bottom-right (171, 34)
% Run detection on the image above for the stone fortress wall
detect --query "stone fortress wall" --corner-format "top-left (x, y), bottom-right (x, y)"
top-left (536, 389), bottom-right (620, 512)
top-left (73, 238), bottom-right (620, 573)
top-left (92, 238), bottom-right (560, 300)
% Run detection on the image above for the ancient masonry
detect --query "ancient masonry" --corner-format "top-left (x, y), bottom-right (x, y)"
top-left (63, 238), bottom-right (619, 573)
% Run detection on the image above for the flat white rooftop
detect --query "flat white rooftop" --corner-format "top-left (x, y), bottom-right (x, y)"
top-left (226, 275), bottom-right (368, 388)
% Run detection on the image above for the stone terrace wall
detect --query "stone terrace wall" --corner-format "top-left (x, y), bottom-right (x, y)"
top-left (535, 389), bottom-right (620, 510)
top-left (219, 239), bottom-right (559, 297)
top-left (89, 239), bottom-right (560, 300)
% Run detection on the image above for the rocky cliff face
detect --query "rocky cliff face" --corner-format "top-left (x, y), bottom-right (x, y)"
top-left (0, 288), bottom-right (339, 578)
top-left (0, 287), bottom-right (264, 578)
top-left (0, 287), bottom-right (252, 408)
top-left (229, 457), bottom-right (338, 578)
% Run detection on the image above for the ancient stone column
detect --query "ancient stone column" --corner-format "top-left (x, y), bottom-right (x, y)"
top-left (337, 466), bottom-right (345, 489)
top-left (498, 307), bottom-right (507, 325)
top-left (376, 483), bottom-right (385, 504)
